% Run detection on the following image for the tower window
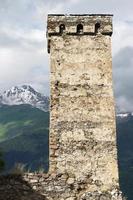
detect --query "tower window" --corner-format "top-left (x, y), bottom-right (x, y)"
top-left (95, 22), bottom-right (101, 34)
top-left (77, 24), bottom-right (83, 34)
top-left (59, 24), bottom-right (65, 34)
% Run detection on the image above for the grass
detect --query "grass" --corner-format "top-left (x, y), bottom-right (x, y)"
top-left (0, 124), bottom-right (7, 139)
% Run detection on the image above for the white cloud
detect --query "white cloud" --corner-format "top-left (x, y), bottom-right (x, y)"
top-left (113, 21), bottom-right (133, 55)
top-left (0, 26), bottom-right (49, 94)
top-left (0, 0), bottom-right (66, 94)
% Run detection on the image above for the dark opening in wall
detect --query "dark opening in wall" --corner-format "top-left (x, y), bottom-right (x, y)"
top-left (95, 22), bottom-right (101, 34)
top-left (59, 24), bottom-right (65, 34)
top-left (77, 24), bottom-right (83, 34)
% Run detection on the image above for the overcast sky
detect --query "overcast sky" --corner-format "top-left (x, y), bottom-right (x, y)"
top-left (0, 0), bottom-right (133, 112)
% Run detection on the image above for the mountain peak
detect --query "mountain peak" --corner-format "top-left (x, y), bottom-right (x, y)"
top-left (21, 85), bottom-right (36, 92)
top-left (1, 85), bottom-right (49, 112)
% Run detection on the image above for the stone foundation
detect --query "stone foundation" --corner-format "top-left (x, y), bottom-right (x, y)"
top-left (0, 173), bottom-right (124, 200)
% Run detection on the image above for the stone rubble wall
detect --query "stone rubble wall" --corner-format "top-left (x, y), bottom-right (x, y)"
top-left (0, 173), bottom-right (124, 200)
top-left (47, 14), bottom-right (124, 199)
top-left (49, 17), bottom-right (119, 191)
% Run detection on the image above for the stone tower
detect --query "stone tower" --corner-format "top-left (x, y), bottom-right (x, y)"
top-left (47, 14), bottom-right (123, 199)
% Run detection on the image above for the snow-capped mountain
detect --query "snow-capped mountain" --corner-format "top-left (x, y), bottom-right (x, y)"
top-left (116, 112), bottom-right (133, 124)
top-left (117, 112), bottom-right (132, 118)
top-left (0, 85), bottom-right (49, 112)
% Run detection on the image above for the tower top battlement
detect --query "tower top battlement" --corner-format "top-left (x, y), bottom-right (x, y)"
top-left (47, 14), bottom-right (113, 38)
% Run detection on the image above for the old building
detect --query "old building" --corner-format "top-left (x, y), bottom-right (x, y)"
top-left (47, 14), bottom-right (123, 199)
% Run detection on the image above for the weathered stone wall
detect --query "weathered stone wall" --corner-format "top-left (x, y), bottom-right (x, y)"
top-left (48, 14), bottom-right (120, 192)
top-left (0, 173), bottom-right (123, 200)
top-left (0, 15), bottom-right (124, 200)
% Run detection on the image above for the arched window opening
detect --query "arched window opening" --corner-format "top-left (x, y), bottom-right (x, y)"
top-left (95, 22), bottom-right (101, 34)
top-left (77, 24), bottom-right (83, 34)
top-left (59, 24), bottom-right (65, 34)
